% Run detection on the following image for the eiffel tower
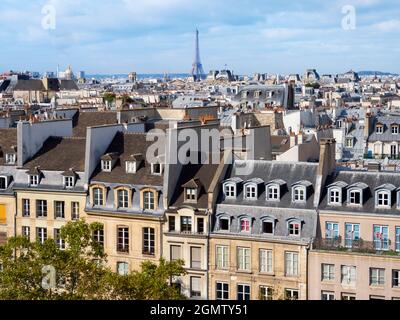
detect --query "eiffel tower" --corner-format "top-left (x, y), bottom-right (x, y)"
top-left (191, 29), bottom-right (205, 81)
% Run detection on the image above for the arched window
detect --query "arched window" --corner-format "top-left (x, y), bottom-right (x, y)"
top-left (244, 184), bottom-right (257, 200)
top-left (117, 189), bottom-right (129, 208)
top-left (93, 187), bottom-right (104, 206)
top-left (288, 220), bottom-right (301, 236)
top-left (292, 186), bottom-right (306, 203)
top-left (143, 191), bottom-right (155, 210)
top-left (240, 218), bottom-right (251, 233)
top-left (224, 183), bottom-right (236, 198)
top-left (267, 185), bottom-right (279, 201)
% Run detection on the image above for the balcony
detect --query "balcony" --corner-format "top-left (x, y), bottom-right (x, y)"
top-left (313, 237), bottom-right (400, 256)
top-left (364, 154), bottom-right (400, 160)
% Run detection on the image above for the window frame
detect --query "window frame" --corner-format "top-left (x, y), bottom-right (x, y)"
top-left (292, 186), bottom-right (306, 203)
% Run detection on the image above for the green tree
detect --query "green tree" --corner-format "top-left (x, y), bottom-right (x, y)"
top-left (103, 92), bottom-right (116, 104)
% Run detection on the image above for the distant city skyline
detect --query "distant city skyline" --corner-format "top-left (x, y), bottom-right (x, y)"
top-left (1, 0), bottom-right (400, 75)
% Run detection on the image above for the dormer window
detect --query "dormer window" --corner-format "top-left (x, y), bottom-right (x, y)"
top-left (0, 176), bottom-right (8, 190)
top-left (329, 188), bottom-right (341, 205)
top-left (261, 219), bottom-right (274, 235)
top-left (241, 91), bottom-right (248, 99)
top-left (292, 186), bottom-right (306, 203)
top-left (5, 153), bottom-right (16, 165)
top-left (93, 187), bottom-right (104, 206)
top-left (267, 185), bottom-right (279, 201)
top-left (101, 160), bottom-right (111, 172)
top-left (392, 125), bottom-right (399, 134)
top-left (244, 184), bottom-right (257, 200)
top-left (151, 163), bottom-right (163, 175)
top-left (240, 218), bottom-right (251, 233)
top-left (29, 175), bottom-right (39, 187)
top-left (349, 189), bottom-right (361, 205)
top-left (345, 138), bottom-right (353, 148)
top-left (375, 184), bottom-right (395, 208)
top-left (219, 217), bottom-right (230, 231)
top-left (376, 124), bottom-right (383, 134)
top-left (185, 188), bottom-right (197, 202)
top-left (64, 176), bottom-right (75, 189)
top-left (126, 161), bottom-right (136, 174)
top-left (224, 183), bottom-right (236, 198)
top-left (254, 91), bottom-right (261, 99)
top-left (288, 220), bottom-right (301, 236)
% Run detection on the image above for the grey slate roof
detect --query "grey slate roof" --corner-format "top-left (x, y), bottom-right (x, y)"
top-left (219, 160), bottom-right (319, 210)
top-left (319, 169), bottom-right (400, 215)
top-left (369, 115), bottom-right (400, 142)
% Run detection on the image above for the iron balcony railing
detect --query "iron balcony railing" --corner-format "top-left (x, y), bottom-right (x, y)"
top-left (364, 154), bottom-right (400, 160)
top-left (313, 236), bottom-right (399, 255)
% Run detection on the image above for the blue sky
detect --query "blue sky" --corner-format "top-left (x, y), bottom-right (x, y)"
top-left (0, 0), bottom-right (399, 75)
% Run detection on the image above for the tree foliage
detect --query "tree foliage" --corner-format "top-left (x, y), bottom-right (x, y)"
top-left (0, 220), bottom-right (186, 300)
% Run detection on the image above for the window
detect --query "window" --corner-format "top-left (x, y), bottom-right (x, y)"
top-left (185, 188), bottom-right (197, 201)
top-left (267, 186), bottom-right (279, 201)
top-left (22, 226), bottom-right (30, 239)
top-left (259, 249), bottom-right (273, 273)
top-left (64, 176), bottom-right (74, 189)
top-left (321, 291), bottom-right (335, 300)
top-left (93, 226), bottom-right (104, 247)
top-left (259, 286), bottom-right (272, 300)
top-left (224, 183), bottom-right (236, 198)
top-left (376, 125), bottom-right (383, 134)
top-left (197, 218), bottom-right (204, 234)
top-left (54, 201), bottom-right (65, 219)
top-left (396, 227), bottom-right (400, 252)
top-left (117, 189), bottom-right (129, 208)
top-left (36, 200), bottom-right (47, 218)
top-left (262, 221), bottom-right (274, 234)
top-left (5, 153), bottom-right (16, 164)
top-left (373, 225), bottom-right (389, 251)
top-left (29, 175), bottom-right (39, 186)
top-left (143, 191), bottom-right (155, 210)
top-left (237, 247), bottom-right (251, 271)
top-left (216, 282), bottom-right (229, 300)
top-left (345, 223), bottom-right (360, 248)
top-left (93, 188), bottom-right (104, 206)
top-left (219, 217), bottom-right (229, 231)
top-left (117, 227), bottom-right (129, 253)
top-left (117, 262), bottom-right (129, 276)
top-left (237, 284), bottom-right (251, 300)
top-left (216, 245), bottom-right (228, 269)
top-left (341, 293), bottom-right (356, 300)
top-left (341, 266), bottom-right (356, 285)
top-left (22, 199), bottom-right (30, 217)
top-left (101, 160), bottom-right (111, 172)
top-left (345, 138), bottom-right (353, 148)
top-left (151, 163), bottom-right (162, 175)
top-left (244, 185), bottom-right (257, 199)
top-left (377, 191), bottom-right (390, 207)
top-left (240, 219), bottom-right (250, 232)
top-left (370, 268), bottom-right (385, 286)
top-left (325, 222), bottom-right (339, 239)
top-left (36, 227), bottom-right (47, 244)
top-left (125, 161), bottom-right (136, 173)
top-left (288, 221), bottom-right (300, 236)
top-left (0, 177), bottom-right (7, 190)
top-left (293, 187), bottom-right (306, 202)
top-left (143, 228), bottom-right (155, 255)
top-left (168, 216), bottom-right (176, 232)
top-left (170, 245), bottom-right (181, 261)
top-left (392, 125), bottom-right (399, 134)
top-left (181, 216), bottom-right (192, 233)
top-left (285, 289), bottom-right (299, 300)
top-left (190, 277), bottom-right (201, 298)
top-left (392, 270), bottom-right (400, 288)
top-left (54, 229), bottom-right (65, 250)
top-left (349, 190), bottom-right (361, 205)
top-left (322, 264), bottom-right (335, 281)
top-left (329, 189), bottom-right (341, 205)
top-left (370, 295), bottom-right (385, 300)
top-left (190, 247), bottom-right (201, 269)
top-left (71, 202), bottom-right (79, 220)
top-left (285, 252), bottom-right (299, 277)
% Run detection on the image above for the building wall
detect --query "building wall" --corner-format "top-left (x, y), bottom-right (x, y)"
top-left (86, 212), bottom-right (162, 272)
top-left (15, 190), bottom-right (87, 241)
top-left (0, 194), bottom-right (16, 239)
top-left (309, 250), bottom-right (400, 300)
top-left (209, 237), bottom-right (308, 300)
